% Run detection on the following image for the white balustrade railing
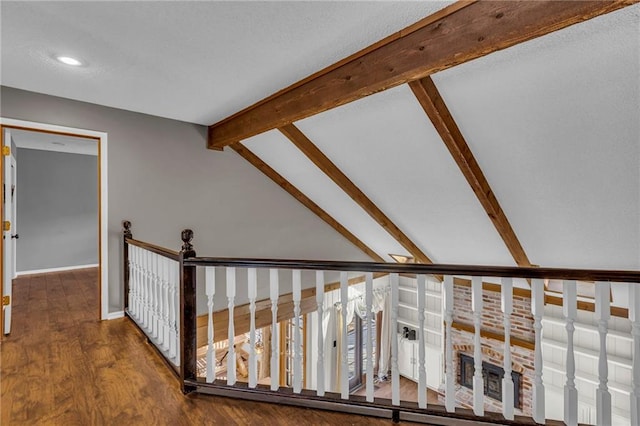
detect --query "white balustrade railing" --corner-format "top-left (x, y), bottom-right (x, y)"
top-left (531, 278), bottom-right (545, 424)
top-left (630, 283), bottom-right (640, 426)
top-left (471, 276), bottom-right (484, 417)
top-left (122, 236), bottom-right (637, 426)
top-left (501, 277), bottom-right (514, 421)
top-left (126, 242), bottom-right (180, 367)
top-left (340, 271), bottom-right (349, 400)
top-left (563, 280), bottom-right (578, 426)
top-left (595, 281), bottom-right (611, 426)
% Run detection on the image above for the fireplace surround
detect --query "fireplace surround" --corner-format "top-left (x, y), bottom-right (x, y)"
top-left (458, 353), bottom-right (522, 409)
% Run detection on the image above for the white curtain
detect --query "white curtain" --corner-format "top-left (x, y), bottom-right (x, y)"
top-left (334, 285), bottom-right (390, 381)
top-left (345, 286), bottom-right (387, 321)
top-left (378, 290), bottom-right (391, 379)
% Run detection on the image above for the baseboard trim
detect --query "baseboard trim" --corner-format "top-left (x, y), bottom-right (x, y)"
top-left (16, 264), bottom-right (99, 276)
top-left (106, 311), bottom-right (124, 320)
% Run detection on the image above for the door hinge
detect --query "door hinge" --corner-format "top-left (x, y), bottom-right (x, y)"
top-left (2, 221), bottom-right (9, 231)
top-left (2, 146), bottom-right (10, 156)
top-left (2, 295), bottom-right (9, 306)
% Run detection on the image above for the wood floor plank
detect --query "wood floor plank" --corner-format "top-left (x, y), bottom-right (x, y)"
top-left (1, 268), bottom-right (401, 425)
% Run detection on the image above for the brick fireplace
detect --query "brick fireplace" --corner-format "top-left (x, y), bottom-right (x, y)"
top-left (439, 281), bottom-right (535, 416)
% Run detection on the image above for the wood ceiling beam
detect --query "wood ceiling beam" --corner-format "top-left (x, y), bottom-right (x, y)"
top-left (408, 76), bottom-right (531, 267)
top-left (208, 0), bottom-right (633, 149)
top-left (279, 124), bottom-right (439, 273)
top-left (232, 143), bottom-right (384, 262)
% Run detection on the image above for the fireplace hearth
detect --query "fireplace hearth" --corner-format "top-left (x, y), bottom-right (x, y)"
top-left (459, 353), bottom-right (522, 409)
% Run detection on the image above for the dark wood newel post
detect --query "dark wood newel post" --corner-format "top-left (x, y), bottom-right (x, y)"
top-left (179, 229), bottom-right (197, 394)
top-left (123, 220), bottom-right (132, 313)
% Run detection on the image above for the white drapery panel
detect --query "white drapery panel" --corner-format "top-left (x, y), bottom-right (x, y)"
top-left (333, 285), bottom-right (391, 387)
top-left (341, 286), bottom-right (387, 324)
top-left (378, 289), bottom-right (392, 379)
top-left (320, 281), bottom-right (391, 393)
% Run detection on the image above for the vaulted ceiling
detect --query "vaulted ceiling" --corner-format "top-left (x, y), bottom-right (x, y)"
top-left (2, 1), bottom-right (638, 271)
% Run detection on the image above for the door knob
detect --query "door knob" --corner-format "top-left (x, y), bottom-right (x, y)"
top-left (10, 234), bottom-right (18, 239)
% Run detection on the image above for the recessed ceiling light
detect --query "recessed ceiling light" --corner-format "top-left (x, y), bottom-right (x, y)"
top-left (56, 56), bottom-right (83, 66)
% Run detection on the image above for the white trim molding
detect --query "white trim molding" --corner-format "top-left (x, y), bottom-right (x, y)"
top-left (16, 264), bottom-right (100, 276)
top-left (0, 117), bottom-right (109, 320)
top-left (106, 311), bottom-right (125, 320)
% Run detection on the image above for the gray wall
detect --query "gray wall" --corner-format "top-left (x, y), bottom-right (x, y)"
top-left (16, 148), bottom-right (98, 272)
top-left (1, 86), bottom-right (370, 313)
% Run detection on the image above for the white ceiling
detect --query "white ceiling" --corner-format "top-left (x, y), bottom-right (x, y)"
top-left (9, 128), bottom-right (98, 156)
top-left (246, 4), bottom-right (640, 270)
top-left (1, 2), bottom-right (638, 270)
top-left (0, 1), bottom-right (451, 125)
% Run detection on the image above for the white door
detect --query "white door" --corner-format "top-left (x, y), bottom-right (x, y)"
top-left (11, 156), bottom-right (17, 279)
top-left (3, 128), bottom-right (14, 334)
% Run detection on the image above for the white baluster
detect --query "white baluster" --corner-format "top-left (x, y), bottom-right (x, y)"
top-left (128, 245), bottom-right (136, 317)
top-left (173, 259), bottom-right (180, 366)
top-left (340, 271), bottom-right (349, 399)
top-left (292, 269), bottom-right (302, 394)
top-left (391, 273), bottom-right (400, 406)
top-left (595, 281), bottom-right (611, 426)
top-left (134, 246), bottom-right (141, 320)
top-left (172, 261), bottom-right (182, 366)
top-left (149, 253), bottom-right (156, 337)
top-left (153, 253), bottom-right (161, 339)
top-left (630, 283), bottom-right (640, 426)
top-left (205, 267), bottom-right (216, 383)
top-left (168, 259), bottom-right (178, 360)
top-left (563, 280), bottom-right (578, 426)
top-left (365, 272), bottom-right (374, 403)
top-left (146, 250), bottom-right (153, 331)
top-left (127, 243), bottom-right (133, 313)
top-left (248, 268), bottom-right (257, 389)
top-left (472, 276), bottom-right (484, 416)
top-left (141, 250), bottom-right (148, 328)
top-left (270, 269), bottom-right (279, 391)
top-left (316, 270), bottom-right (325, 397)
top-left (443, 275), bottom-right (455, 413)
top-left (417, 274), bottom-right (427, 409)
top-left (153, 254), bottom-right (161, 340)
top-left (146, 250), bottom-right (153, 330)
top-left (156, 256), bottom-right (165, 348)
top-left (226, 267), bottom-right (236, 385)
top-left (501, 277), bottom-right (514, 420)
top-left (161, 257), bottom-right (169, 351)
top-left (135, 246), bottom-right (141, 320)
top-left (531, 278), bottom-right (545, 424)
top-left (139, 248), bottom-right (146, 323)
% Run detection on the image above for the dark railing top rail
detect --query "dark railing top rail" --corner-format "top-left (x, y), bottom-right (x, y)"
top-left (126, 237), bottom-right (180, 261)
top-left (184, 256), bottom-right (640, 283)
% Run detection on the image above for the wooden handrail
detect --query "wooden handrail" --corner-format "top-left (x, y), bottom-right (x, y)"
top-left (185, 257), bottom-right (639, 283)
top-left (125, 237), bottom-right (180, 261)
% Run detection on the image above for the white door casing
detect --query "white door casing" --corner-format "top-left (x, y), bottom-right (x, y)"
top-left (11, 156), bottom-right (17, 279)
top-left (0, 118), bottom-right (110, 321)
top-left (3, 128), bottom-right (14, 333)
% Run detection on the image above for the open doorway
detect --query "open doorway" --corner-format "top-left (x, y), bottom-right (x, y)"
top-left (12, 129), bottom-right (99, 275)
top-left (1, 119), bottom-right (109, 335)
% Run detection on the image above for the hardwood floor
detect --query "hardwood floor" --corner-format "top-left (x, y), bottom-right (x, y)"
top-left (0, 269), bottom-right (403, 425)
top-left (352, 376), bottom-right (441, 405)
